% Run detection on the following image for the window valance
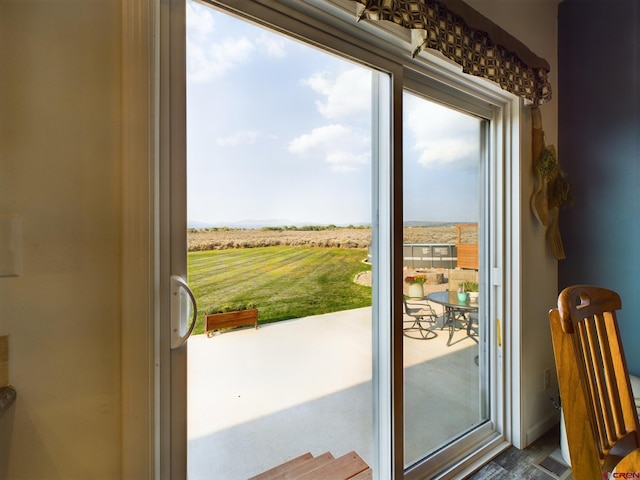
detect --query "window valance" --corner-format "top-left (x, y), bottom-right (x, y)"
top-left (353, 0), bottom-right (552, 105)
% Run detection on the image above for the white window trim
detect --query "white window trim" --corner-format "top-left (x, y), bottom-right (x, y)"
top-left (120, 1), bottom-right (524, 478)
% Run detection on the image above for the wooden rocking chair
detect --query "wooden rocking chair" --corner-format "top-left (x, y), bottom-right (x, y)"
top-left (549, 285), bottom-right (640, 478)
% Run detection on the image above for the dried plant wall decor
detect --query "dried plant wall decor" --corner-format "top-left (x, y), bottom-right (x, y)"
top-left (530, 107), bottom-right (572, 260)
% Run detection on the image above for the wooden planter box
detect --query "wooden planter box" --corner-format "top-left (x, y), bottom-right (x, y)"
top-left (205, 308), bottom-right (259, 337)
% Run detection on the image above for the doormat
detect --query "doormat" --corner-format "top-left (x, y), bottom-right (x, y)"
top-left (534, 448), bottom-right (571, 479)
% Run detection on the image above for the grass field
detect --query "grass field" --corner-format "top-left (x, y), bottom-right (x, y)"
top-left (188, 246), bottom-right (372, 335)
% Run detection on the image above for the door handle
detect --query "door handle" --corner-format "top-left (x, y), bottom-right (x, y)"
top-left (170, 275), bottom-right (198, 349)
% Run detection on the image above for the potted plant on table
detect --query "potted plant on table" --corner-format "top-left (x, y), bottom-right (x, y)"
top-left (462, 281), bottom-right (479, 303)
top-left (405, 275), bottom-right (426, 298)
top-left (457, 285), bottom-right (468, 303)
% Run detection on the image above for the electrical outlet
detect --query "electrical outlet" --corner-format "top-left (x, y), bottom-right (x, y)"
top-left (544, 368), bottom-right (551, 390)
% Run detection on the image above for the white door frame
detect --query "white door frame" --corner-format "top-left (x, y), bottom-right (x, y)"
top-left (121, 0), bottom-right (190, 477)
top-left (121, 0), bottom-right (159, 478)
top-left (120, 1), bottom-right (524, 478)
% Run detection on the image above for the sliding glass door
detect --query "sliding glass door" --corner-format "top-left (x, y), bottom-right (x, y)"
top-left (164, 1), bottom-right (516, 478)
top-left (401, 92), bottom-right (491, 472)
top-left (186, 4), bottom-right (376, 477)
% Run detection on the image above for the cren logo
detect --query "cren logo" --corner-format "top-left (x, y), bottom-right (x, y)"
top-left (604, 473), bottom-right (640, 479)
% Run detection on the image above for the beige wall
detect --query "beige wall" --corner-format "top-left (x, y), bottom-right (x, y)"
top-left (0, 0), bottom-right (560, 478)
top-left (465, 0), bottom-right (561, 446)
top-left (0, 1), bottom-right (122, 478)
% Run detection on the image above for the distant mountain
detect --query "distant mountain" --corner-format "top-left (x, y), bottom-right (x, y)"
top-left (188, 220), bottom-right (218, 229)
top-left (188, 219), bottom-right (371, 229)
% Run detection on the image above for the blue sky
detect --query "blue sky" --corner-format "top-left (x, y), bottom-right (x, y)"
top-left (186, 0), bottom-right (480, 227)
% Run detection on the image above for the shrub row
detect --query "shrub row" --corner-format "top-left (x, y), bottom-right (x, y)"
top-left (187, 225), bottom-right (477, 252)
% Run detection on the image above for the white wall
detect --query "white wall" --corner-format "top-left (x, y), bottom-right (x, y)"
top-left (464, 0), bottom-right (561, 446)
top-left (0, 1), bottom-right (122, 478)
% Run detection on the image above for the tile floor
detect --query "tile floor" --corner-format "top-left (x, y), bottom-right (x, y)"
top-left (467, 427), bottom-right (571, 479)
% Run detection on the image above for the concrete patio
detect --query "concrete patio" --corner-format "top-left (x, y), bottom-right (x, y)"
top-left (188, 306), bottom-right (480, 479)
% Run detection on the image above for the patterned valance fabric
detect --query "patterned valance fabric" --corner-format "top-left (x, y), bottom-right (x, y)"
top-left (353, 0), bottom-right (552, 105)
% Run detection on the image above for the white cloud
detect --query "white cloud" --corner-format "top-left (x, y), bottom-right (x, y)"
top-left (288, 124), bottom-right (369, 172)
top-left (215, 131), bottom-right (260, 147)
top-left (414, 139), bottom-right (477, 167)
top-left (187, 34), bottom-right (254, 83)
top-left (187, 1), bottom-right (215, 34)
top-left (303, 68), bottom-right (371, 120)
top-left (256, 33), bottom-right (286, 58)
top-left (187, 1), bottom-right (289, 83)
top-left (405, 95), bottom-right (480, 170)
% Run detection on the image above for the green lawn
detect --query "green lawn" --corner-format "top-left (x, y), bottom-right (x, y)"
top-left (188, 246), bottom-right (372, 335)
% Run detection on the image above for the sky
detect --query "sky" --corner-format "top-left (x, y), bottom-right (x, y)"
top-left (186, 0), bottom-right (480, 227)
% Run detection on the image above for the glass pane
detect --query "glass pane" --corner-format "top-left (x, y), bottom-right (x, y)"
top-left (402, 92), bottom-right (487, 467)
top-left (186, 2), bottom-right (374, 478)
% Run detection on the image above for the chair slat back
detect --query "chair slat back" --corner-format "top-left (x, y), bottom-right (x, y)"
top-left (550, 285), bottom-right (640, 477)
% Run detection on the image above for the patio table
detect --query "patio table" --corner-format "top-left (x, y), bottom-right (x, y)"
top-left (426, 291), bottom-right (478, 346)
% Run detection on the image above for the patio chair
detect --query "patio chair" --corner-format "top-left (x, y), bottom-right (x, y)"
top-left (466, 311), bottom-right (479, 343)
top-left (549, 285), bottom-right (640, 478)
top-left (403, 296), bottom-right (438, 340)
top-left (443, 308), bottom-right (478, 346)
